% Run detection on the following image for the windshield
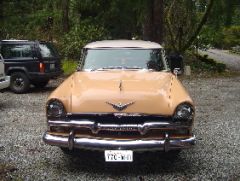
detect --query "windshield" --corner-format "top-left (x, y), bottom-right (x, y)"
top-left (81, 49), bottom-right (166, 71)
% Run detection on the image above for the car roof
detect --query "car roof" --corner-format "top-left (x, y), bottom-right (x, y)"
top-left (84, 40), bottom-right (162, 49)
top-left (0, 40), bottom-right (48, 44)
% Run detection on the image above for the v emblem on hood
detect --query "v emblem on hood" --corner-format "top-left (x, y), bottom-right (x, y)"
top-left (106, 101), bottom-right (135, 111)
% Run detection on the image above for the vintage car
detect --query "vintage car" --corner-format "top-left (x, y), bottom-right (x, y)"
top-left (43, 40), bottom-right (196, 162)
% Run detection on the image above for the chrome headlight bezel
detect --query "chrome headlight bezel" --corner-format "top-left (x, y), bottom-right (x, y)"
top-left (173, 103), bottom-right (194, 122)
top-left (46, 99), bottom-right (66, 118)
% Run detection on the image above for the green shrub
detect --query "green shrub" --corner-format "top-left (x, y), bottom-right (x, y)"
top-left (62, 59), bottom-right (78, 75)
top-left (230, 46), bottom-right (240, 55)
top-left (59, 23), bottom-right (109, 59)
top-left (189, 54), bottom-right (226, 73)
top-left (199, 26), bottom-right (224, 48)
top-left (216, 62), bottom-right (226, 73)
top-left (223, 26), bottom-right (240, 49)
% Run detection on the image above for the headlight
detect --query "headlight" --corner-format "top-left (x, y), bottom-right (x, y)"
top-left (46, 99), bottom-right (66, 118)
top-left (173, 103), bottom-right (194, 122)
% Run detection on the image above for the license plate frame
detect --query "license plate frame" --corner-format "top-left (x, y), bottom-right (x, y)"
top-left (104, 150), bottom-right (133, 162)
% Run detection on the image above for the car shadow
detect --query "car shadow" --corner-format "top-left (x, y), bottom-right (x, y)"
top-left (62, 150), bottom-right (192, 176)
top-left (29, 86), bottom-right (57, 93)
top-left (1, 86), bottom-right (57, 94)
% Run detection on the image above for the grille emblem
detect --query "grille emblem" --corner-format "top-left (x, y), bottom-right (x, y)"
top-left (106, 101), bottom-right (135, 111)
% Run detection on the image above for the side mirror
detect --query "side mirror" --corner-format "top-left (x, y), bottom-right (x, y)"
top-left (167, 54), bottom-right (183, 75)
top-left (173, 68), bottom-right (181, 77)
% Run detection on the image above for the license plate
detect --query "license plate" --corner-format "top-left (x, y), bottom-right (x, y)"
top-left (50, 64), bottom-right (55, 70)
top-left (104, 150), bottom-right (133, 162)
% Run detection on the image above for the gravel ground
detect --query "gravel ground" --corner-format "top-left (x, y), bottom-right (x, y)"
top-left (0, 76), bottom-right (240, 181)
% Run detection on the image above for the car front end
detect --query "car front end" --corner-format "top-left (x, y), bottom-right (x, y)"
top-left (43, 40), bottom-right (196, 162)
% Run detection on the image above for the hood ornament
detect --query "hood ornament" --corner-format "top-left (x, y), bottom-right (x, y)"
top-left (119, 80), bottom-right (123, 91)
top-left (106, 101), bottom-right (135, 111)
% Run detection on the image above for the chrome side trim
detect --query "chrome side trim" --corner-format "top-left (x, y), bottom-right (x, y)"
top-left (48, 120), bottom-right (187, 135)
top-left (43, 132), bottom-right (196, 152)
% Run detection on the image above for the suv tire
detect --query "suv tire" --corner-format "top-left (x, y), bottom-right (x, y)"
top-left (32, 80), bottom-right (49, 88)
top-left (10, 72), bottom-right (30, 93)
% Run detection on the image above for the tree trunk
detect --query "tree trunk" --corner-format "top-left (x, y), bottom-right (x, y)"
top-left (152, 0), bottom-right (164, 44)
top-left (143, 0), bottom-right (154, 41)
top-left (143, 0), bottom-right (164, 44)
top-left (181, 0), bottom-right (215, 52)
top-left (225, 0), bottom-right (234, 27)
top-left (62, 0), bottom-right (70, 32)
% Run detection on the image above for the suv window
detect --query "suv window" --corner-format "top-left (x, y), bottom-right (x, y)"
top-left (1, 44), bottom-right (33, 59)
top-left (39, 43), bottom-right (58, 58)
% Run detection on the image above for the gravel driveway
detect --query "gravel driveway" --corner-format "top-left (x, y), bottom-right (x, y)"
top-left (0, 76), bottom-right (240, 181)
top-left (199, 49), bottom-right (240, 71)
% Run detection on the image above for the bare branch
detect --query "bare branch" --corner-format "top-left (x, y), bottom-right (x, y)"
top-left (180, 0), bottom-right (215, 52)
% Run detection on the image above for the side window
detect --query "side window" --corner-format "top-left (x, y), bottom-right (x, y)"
top-left (1, 44), bottom-right (33, 59)
top-left (39, 43), bottom-right (57, 58)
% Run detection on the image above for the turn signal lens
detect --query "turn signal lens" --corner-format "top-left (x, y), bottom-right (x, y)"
top-left (40, 63), bottom-right (45, 73)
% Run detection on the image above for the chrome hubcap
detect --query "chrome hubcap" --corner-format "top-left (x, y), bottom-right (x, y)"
top-left (14, 77), bottom-right (24, 87)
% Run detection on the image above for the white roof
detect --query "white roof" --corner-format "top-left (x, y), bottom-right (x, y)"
top-left (84, 40), bottom-right (162, 49)
top-left (1, 39), bottom-right (29, 42)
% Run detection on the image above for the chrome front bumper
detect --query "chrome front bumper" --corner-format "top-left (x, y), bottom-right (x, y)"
top-left (43, 132), bottom-right (196, 152)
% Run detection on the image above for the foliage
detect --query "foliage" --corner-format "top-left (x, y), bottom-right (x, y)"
top-left (62, 59), bottom-right (78, 75)
top-left (190, 54), bottom-right (226, 73)
top-left (165, 0), bottom-right (215, 53)
top-left (222, 26), bottom-right (240, 48)
top-left (199, 26), bottom-right (224, 48)
top-left (59, 23), bottom-right (108, 59)
top-left (0, 0), bottom-right (240, 60)
top-left (230, 46), bottom-right (240, 55)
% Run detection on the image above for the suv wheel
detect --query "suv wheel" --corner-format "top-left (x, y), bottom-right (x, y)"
top-left (32, 80), bottom-right (49, 88)
top-left (10, 72), bottom-right (30, 93)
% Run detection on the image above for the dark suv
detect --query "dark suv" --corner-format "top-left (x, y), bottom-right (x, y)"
top-left (0, 40), bottom-right (62, 93)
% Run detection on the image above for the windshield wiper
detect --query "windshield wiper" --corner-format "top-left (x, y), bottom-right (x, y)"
top-left (88, 66), bottom-right (123, 71)
top-left (123, 66), bottom-right (143, 69)
top-left (88, 66), bottom-right (145, 71)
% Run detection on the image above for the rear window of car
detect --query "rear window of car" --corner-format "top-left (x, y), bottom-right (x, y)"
top-left (1, 44), bottom-right (33, 59)
top-left (39, 43), bottom-right (58, 58)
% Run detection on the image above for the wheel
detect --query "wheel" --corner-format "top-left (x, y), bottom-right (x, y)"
top-left (10, 72), bottom-right (30, 93)
top-left (32, 80), bottom-right (49, 88)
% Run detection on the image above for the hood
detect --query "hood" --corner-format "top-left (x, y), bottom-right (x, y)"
top-left (49, 71), bottom-right (193, 116)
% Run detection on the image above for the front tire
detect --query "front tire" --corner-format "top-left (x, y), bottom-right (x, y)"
top-left (10, 72), bottom-right (30, 94)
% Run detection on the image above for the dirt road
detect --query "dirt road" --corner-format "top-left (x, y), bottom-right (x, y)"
top-left (199, 49), bottom-right (240, 71)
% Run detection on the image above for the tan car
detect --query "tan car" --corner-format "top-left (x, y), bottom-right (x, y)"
top-left (43, 40), bottom-right (196, 162)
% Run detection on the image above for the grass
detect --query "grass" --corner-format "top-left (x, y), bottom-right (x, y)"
top-left (62, 59), bottom-right (78, 75)
top-left (0, 163), bottom-right (18, 181)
